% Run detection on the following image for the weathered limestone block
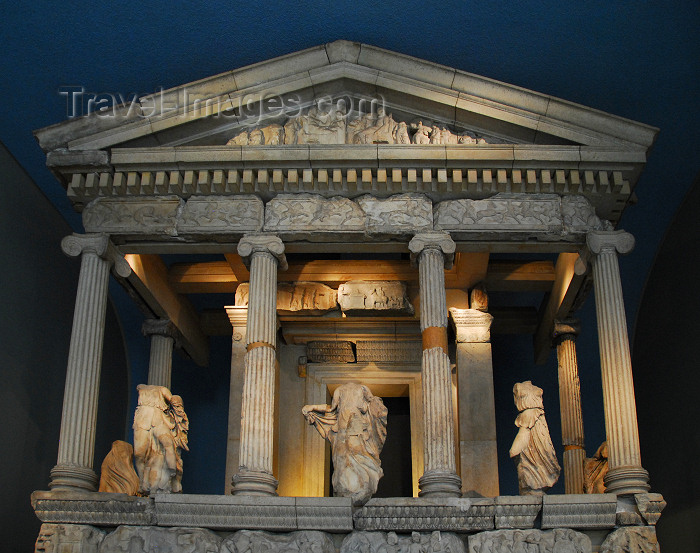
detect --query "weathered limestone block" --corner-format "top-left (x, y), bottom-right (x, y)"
top-left (341, 530), bottom-right (465, 553)
top-left (98, 440), bottom-right (139, 495)
top-left (338, 281), bottom-right (414, 315)
top-left (600, 526), bottom-right (660, 553)
top-left (634, 493), bottom-right (666, 525)
top-left (82, 196), bottom-right (181, 236)
top-left (235, 282), bottom-right (338, 314)
top-left (177, 195), bottom-right (264, 235)
top-left (434, 194), bottom-right (563, 239)
top-left (154, 494), bottom-right (297, 530)
top-left (561, 195), bottom-right (605, 234)
top-left (354, 498), bottom-right (496, 532)
top-left (35, 523), bottom-right (105, 553)
top-left (307, 341), bottom-right (356, 363)
top-left (356, 340), bottom-right (422, 363)
top-left (357, 193), bottom-right (433, 235)
top-left (434, 194), bottom-right (603, 242)
top-left (541, 494), bottom-right (617, 529)
top-left (303, 383), bottom-right (388, 506)
top-left (468, 528), bottom-right (591, 553)
top-left (31, 490), bottom-right (155, 526)
top-left (99, 525), bottom-right (221, 553)
top-left (222, 530), bottom-right (336, 553)
top-left (296, 497), bottom-right (355, 531)
top-left (264, 194), bottom-right (365, 239)
top-left (494, 496), bottom-right (542, 529)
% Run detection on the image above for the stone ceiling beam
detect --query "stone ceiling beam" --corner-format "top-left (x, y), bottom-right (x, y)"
top-left (123, 254), bottom-right (209, 366)
top-left (167, 256), bottom-right (553, 295)
top-left (533, 253), bottom-right (586, 365)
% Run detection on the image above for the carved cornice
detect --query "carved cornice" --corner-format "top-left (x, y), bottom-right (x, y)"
top-left (61, 233), bottom-right (131, 278)
top-left (237, 233), bottom-right (288, 271)
top-left (586, 230), bottom-right (635, 256)
top-left (409, 232), bottom-right (455, 268)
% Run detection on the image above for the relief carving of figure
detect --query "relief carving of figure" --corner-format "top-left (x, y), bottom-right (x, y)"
top-left (133, 384), bottom-right (189, 494)
top-left (302, 382), bottom-right (388, 505)
top-left (352, 109), bottom-right (398, 144)
top-left (98, 440), bottom-right (140, 495)
top-left (509, 381), bottom-right (561, 495)
top-left (411, 121), bottom-right (432, 144)
top-left (583, 441), bottom-right (608, 494)
top-left (284, 101), bottom-right (347, 144)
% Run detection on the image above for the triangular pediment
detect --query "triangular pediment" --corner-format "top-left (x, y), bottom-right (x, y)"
top-left (35, 41), bottom-right (657, 153)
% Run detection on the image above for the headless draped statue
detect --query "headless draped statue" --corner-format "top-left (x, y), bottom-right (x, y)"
top-left (302, 382), bottom-right (388, 505)
top-left (133, 384), bottom-right (189, 494)
top-left (509, 381), bottom-right (561, 495)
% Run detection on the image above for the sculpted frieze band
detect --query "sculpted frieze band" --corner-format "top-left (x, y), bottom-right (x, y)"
top-left (82, 192), bottom-right (606, 242)
top-left (226, 99), bottom-right (491, 146)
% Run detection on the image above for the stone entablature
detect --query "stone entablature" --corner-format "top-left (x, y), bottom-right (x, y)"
top-left (81, 192), bottom-right (606, 245)
top-left (55, 146), bottom-right (637, 224)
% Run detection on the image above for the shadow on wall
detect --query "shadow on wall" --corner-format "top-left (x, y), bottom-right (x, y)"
top-left (632, 170), bottom-right (700, 553)
top-left (0, 143), bottom-right (129, 553)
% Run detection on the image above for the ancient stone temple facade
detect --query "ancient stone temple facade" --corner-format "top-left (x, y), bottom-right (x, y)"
top-left (32, 42), bottom-right (665, 552)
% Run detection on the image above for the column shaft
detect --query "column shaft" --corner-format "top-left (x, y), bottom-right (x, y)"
top-left (225, 307), bottom-right (247, 494)
top-left (555, 333), bottom-right (585, 494)
top-left (410, 233), bottom-right (461, 497)
top-left (233, 235), bottom-right (285, 496)
top-left (147, 334), bottom-right (174, 388)
top-left (50, 234), bottom-right (129, 491)
top-left (588, 231), bottom-right (650, 494)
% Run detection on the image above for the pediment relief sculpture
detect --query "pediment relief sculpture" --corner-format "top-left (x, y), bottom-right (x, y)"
top-left (226, 100), bottom-right (490, 146)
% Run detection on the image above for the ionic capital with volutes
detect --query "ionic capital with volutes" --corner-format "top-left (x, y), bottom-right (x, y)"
top-left (142, 319), bottom-right (181, 345)
top-left (408, 232), bottom-right (456, 269)
top-left (586, 230), bottom-right (635, 256)
top-left (237, 233), bottom-right (287, 271)
top-left (61, 233), bottom-right (132, 277)
top-left (553, 318), bottom-right (581, 346)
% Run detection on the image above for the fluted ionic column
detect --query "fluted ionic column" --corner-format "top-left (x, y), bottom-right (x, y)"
top-left (553, 319), bottom-right (586, 494)
top-left (587, 230), bottom-right (650, 495)
top-left (232, 234), bottom-right (286, 496)
top-left (142, 319), bottom-right (179, 388)
top-left (409, 232), bottom-right (462, 497)
top-left (50, 233), bottom-right (131, 491)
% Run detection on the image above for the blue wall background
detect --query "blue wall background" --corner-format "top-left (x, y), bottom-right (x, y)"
top-left (1, 1), bottom-right (698, 550)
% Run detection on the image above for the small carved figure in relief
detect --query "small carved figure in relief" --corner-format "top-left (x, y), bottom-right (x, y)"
top-left (583, 441), bottom-right (608, 494)
top-left (470, 283), bottom-right (489, 312)
top-left (302, 382), bottom-right (388, 505)
top-left (133, 384), bottom-right (189, 494)
top-left (411, 121), bottom-right (432, 144)
top-left (394, 121), bottom-right (411, 144)
top-left (509, 381), bottom-right (561, 495)
top-left (98, 440), bottom-right (140, 495)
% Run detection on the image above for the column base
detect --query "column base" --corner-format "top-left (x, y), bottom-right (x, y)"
top-left (604, 465), bottom-right (651, 495)
top-left (231, 469), bottom-right (278, 496)
top-left (49, 464), bottom-right (99, 492)
top-left (418, 470), bottom-right (462, 498)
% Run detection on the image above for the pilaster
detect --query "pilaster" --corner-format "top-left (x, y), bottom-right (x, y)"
top-left (552, 319), bottom-right (585, 494)
top-left (586, 230), bottom-right (650, 495)
top-left (50, 233), bottom-right (131, 491)
top-left (225, 306), bottom-right (248, 494)
top-left (232, 234), bottom-right (286, 496)
top-left (450, 308), bottom-right (499, 497)
top-left (409, 232), bottom-right (461, 497)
